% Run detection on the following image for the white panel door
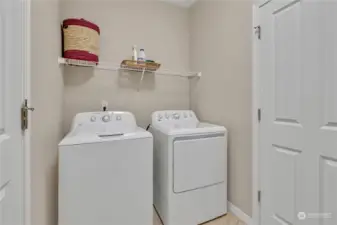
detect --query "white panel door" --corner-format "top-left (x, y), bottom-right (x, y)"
top-left (260, 0), bottom-right (337, 225)
top-left (0, 0), bottom-right (25, 224)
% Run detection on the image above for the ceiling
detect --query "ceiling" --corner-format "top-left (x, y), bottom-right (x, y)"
top-left (160, 0), bottom-right (197, 8)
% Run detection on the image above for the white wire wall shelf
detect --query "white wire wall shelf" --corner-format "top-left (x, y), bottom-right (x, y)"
top-left (58, 57), bottom-right (202, 78)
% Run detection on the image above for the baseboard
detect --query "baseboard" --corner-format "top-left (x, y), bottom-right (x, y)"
top-left (228, 201), bottom-right (254, 225)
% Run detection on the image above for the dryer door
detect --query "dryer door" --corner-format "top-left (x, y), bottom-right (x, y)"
top-left (173, 134), bottom-right (226, 193)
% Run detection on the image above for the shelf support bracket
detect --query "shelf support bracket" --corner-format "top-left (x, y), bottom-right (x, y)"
top-left (138, 68), bottom-right (146, 92)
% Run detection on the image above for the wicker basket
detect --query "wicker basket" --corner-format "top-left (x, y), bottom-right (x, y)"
top-left (121, 60), bottom-right (161, 72)
top-left (62, 18), bottom-right (100, 62)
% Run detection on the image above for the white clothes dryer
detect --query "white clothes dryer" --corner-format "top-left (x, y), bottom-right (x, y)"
top-left (150, 110), bottom-right (227, 225)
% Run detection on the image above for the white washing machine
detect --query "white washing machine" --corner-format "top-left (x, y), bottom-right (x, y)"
top-left (58, 111), bottom-right (153, 225)
top-left (150, 110), bottom-right (227, 225)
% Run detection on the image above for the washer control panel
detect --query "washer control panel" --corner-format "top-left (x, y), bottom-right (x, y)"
top-left (71, 111), bottom-right (137, 134)
top-left (86, 113), bottom-right (128, 124)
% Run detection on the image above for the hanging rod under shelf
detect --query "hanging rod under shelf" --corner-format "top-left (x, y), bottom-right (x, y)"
top-left (58, 57), bottom-right (201, 78)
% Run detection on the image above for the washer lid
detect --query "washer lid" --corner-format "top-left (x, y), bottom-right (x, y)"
top-left (59, 127), bottom-right (151, 146)
top-left (59, 111), bottom-right (152, 146)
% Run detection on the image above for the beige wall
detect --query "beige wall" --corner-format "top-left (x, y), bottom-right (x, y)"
top-left (190, 0), bottom-right (253, 216)
top-left (60, 0), bottom-right (190, 133)
top-left (31, 0), bottom-right (63, 225)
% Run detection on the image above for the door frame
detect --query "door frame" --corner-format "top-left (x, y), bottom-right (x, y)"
top-left (22, 0), bottom-right (32, 225)
top-left (252, 2), bottom-right (263, 225)
top-left (253, 1), bottom-right (278, 224)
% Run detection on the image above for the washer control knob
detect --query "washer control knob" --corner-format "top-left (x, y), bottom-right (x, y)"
top-left (158, 114), bottom-right (163, 121)
top-left (173, 113), bottom-right (180, 120)
top-left (116, 115), bottom-right (122, 121)
top-left (90, 116), bottom-right (96, 122)
top-left (165, 113), bottom-right (170, 119)
top-left (102, 115), bottom-right (111, 122)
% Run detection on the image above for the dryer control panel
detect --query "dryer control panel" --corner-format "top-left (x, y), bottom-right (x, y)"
top-left (70, 111), bottom-right (137, 134)
top-left (152, 110), bottom-right (199, 129)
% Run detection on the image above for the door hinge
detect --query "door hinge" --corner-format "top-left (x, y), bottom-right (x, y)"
top-left (21, 99), bottom-right (34, 131)
top-left (258, 190), bottom-right (261, 203)
top-left (254, 25), bottom-right (261, 40)
top-left (258, 108), bottom-right (262, 123)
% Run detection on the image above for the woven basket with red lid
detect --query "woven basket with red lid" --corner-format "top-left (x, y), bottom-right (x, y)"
top-left (62, 18), bottom-right (100, 63)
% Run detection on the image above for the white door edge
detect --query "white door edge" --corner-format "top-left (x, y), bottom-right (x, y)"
top-left (252, 4), bottom-right (261, 225)
top-left (22, 0), bottom-right (31, 225)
